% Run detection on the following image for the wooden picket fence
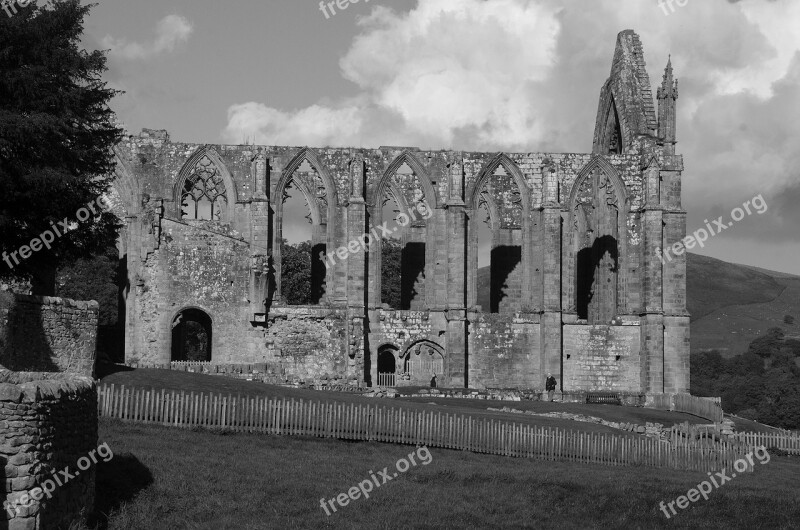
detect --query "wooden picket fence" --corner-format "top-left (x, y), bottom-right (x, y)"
top-left (673, 394), bottom-right (724, 423)
top-left (98, 384), bottom-right (753, 472)
top-left (376, 373), bottom-right (396, 387)
top-left (731, 431), bottom-right (800, 454)
top-left (131, 361), bottom-right (275, 374)
top-left (650, 393), bottom-right (724, 423)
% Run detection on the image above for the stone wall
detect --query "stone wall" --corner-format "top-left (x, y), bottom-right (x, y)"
top-left (369, 310), bottom-right (447, 386)
top-left (0, 291), bottom-right (98, 377)
top-left (468, 314), bottom-right (541, 389)
top-left (111, 30), bottom-right (688, 395)
top-left (563, 324), bottom-right (642, 392)
top-left (128, 218), bottom-right (262, 365)
top-left (264, 307), bottom-right (351, 383)
top-left (0, 372), bottom-right (97, 530)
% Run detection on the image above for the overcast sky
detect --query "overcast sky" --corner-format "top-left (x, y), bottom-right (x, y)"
top-left (84, 0), bottom-right (800, 275)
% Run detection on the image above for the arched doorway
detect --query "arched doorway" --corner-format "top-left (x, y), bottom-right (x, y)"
top-left (402, 341), bottom-right (445, 386)
top-left (377, 345), bottom-right (398, 387)
top-left (171, 308), bottom-right (212, 362)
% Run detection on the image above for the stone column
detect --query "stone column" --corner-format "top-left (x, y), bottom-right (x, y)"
top-left (661, 155), bottom-right (689, 393)
top-left (123, 215), bottom-right (139, 365)
top-left (250, 149), bottom-right (270, 318)
top-left (639, 154), bottom-right (668, 394)
top-left (446, 156), bottom-right (468, 387)
top-left (540, 163), bottom-right (563, 388)
top-left (346, 154), bottom-right (369, 385)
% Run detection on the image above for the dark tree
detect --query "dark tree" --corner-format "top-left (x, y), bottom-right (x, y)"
top-left (56, 242), bottom-right (121, 326)
top-left (281, 240), bottom-right (312, 305)
top-left (748, 327), bottom-right (785, 358)
top-left (692, 332), bottom-right (800, 430)
top-left (183, 321), bottom-right (210, 362)
top-left (0, 0), bottom-right (122, 294)
top-left (381, 238), bottom-right (402, 309)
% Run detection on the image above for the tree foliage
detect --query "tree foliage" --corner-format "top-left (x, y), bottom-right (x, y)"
top-left (381, 238), bottom-right (402, 309)
top-left (279, 238), bottom-right (402, 308)
top-left (55, 241), bottom-right (121, 326)
top-left (182, 321), bottom-right (210, 362)
top-left (281, 240), bottom-right (312, 305)
top-left (0, 0), bottom-right (122, 293)
top-left (692, 327), bottom-right (800, 429)
top-left (748, 327), bottom-right (785, 358)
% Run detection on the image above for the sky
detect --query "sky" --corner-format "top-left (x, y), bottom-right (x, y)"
top-left (82, 0), bottom-right (800, 275)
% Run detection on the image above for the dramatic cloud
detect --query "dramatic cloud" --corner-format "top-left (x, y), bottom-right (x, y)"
top-left (102, 15), bottom-right (193, 60)
top-left (220, 0), bottom-right (800, 271)
top-left (223, 0), bottom-right (561, 150)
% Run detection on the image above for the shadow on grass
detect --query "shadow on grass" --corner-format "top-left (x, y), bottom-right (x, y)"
top-left (88, 453), bottom-right (153, 529)
top-left (95, 362), bottom-right (135, 379)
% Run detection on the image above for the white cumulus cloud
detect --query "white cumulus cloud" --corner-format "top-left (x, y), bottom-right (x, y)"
top-left (219, 0), bottom-right (800, 273)
top-left (223, 0), bottom-right (561, 149)
top-left (224, 102), bottom-right (366, 147)
top-left (103, 15), bottom-right (193, 61)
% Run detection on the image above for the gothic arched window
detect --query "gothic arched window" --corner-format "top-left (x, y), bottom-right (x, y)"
top-left (181, 155), bottom-right (228, 221)
top-left (572, 167), bottom-right (621, 323)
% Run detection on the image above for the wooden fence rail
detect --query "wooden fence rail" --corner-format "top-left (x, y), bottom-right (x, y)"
top-left (97, 385), bottom-right (767, 472)
top-left (131, 362), bottom-right (275, 374)
top-left (650, 393), bottom-right (724, 423)
top-left (673, 394), bottom-right (724, 423)
top-left (730, 431), bottom-right (800, 454)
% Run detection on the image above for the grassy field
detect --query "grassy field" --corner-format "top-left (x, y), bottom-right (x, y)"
top-left (89, 418), bottom-right (800, 529)
top-left (99, 367), bottom-right (724, 434)
top-left (87, 369), bottom-right (795, 528)
top-left (99, 367), bottom-right (779, 434)
top-left (101, 367), bottom-right (772, 436)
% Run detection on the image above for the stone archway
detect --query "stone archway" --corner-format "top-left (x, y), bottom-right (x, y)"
top-left (171, 308), bottom-right (212, 362)
top-left (377, 345), bottom-right (398, 387)
top-left (402, 341), bottom-right (445, 386)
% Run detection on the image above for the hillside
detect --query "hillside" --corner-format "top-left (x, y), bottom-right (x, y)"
top-left (476, 253), bottom-right (800, 356)
top-left (685, 253), bottom-right (785, 320)
top-left (688, 253), bottom-right (800, 355)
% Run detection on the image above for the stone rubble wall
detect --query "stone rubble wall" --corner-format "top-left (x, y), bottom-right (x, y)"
top-left (264, 307), bottom-right (352, 384)
top-left (0, 372), bottom-right (97, 530)
top-left (0, 291), bottom-right (98, 377)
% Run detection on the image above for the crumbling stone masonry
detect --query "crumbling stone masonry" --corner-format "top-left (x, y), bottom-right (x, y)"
top-left (0, 291), bottom-right (99, 378)
top-left (110, 30), bottom-right (689, 393)
top-left (0, 372), bottom-right (97, 530)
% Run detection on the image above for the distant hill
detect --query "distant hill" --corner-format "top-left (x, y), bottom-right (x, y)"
top-left (688, 253), bottom-right (800, 355)
top-left (476, 253), bottom-right (800, 356)
top-left (686, 253), bottom-right (785, 321)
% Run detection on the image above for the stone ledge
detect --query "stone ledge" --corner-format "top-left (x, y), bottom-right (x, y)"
top-left (0, 290), bottom-right (99, 311)
top-left (0, 372), bottom-right (94, 403)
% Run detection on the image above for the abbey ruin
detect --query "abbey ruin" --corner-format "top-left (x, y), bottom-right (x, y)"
top-left (108, 30), bottom-right (689, 394)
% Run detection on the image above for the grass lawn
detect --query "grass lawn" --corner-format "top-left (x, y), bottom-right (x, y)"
top-left (99, 367), bottom-right (737, 435)
top-left (90, 418), bottom-right (800, 529)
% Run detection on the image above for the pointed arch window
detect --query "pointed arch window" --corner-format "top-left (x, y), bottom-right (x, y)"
top-left (572, 167), bottom-right (622, 323)
top-left (475, 163), bottom-right (523, 313)
top-left (181, 156), bottom-right (228, 221)
top-left (605, 99), bottom-right (623, 155)
top-left (378, 159), bottom-right (431, 310)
